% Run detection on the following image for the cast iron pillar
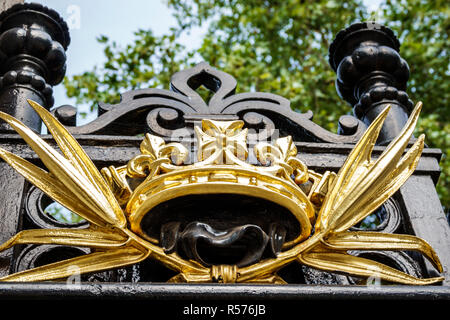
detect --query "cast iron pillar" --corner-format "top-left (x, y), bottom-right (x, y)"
top-left (329, 22), bottom-right (414, 145)
top-left (0, 3), bottom-right (70, 133)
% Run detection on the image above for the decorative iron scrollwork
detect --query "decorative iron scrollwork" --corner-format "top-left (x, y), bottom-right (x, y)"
top-left (58, 62), bottom-right (367, 144)
top-left (25, 186), bottom-right (88, 229)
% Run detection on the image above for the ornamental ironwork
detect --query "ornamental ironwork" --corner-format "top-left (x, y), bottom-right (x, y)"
top-left (0, 3), bottom-right (448, 297)
top-left (0, 96), bottom-right (443, 285)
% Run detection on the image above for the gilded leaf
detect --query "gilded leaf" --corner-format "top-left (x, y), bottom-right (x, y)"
top-left (332, 134), bottom-right (424, 232)
top-left (323, 231), bottom-right (442, 272)
top-left (0, 147), bottom-right (104, 226)
top-left (0, 227), bottom-right (129, 252)
top-left (298, 249), bottom-right (444, 285)
top-left (315, 105), bottom-right (390, 232)
top-left (254, 141), bottom-right (281, 165)
top-left (27, 100), bottom-right (126, 227)
top-left (0, 109), bottom-right (124, 228)
top-left (0, 245), bottom-right (149, 282)
top-left (317, 103), bottom-right (424, 233)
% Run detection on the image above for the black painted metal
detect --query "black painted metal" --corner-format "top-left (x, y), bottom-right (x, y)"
top-left (53, 61), bottom-right (368, 144)
top-left (0, 283), bottom-right (449, 300)
top-left (0, 3), bottom-right (69, 133)
top-left (0, 4), bottom-right (448, 299)
top-left (329, 22), bottom-right (414, 145)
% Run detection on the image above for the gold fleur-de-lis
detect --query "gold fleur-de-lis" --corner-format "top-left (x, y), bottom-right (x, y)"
top-left (127, 133), bottom-right (189, 179)
top-left (254, 136), bottom-right (309, 184)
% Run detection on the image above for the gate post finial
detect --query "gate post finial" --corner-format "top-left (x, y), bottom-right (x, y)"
top-left (329, 22), bottom-right (414, 145)
top-left (0, 3), bottom-right (70, 133)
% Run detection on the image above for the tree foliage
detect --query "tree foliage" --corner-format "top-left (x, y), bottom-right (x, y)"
top-left (63, 0), bottom-right (449, 211)
top-left (379, 0), bottom-right (449, 212)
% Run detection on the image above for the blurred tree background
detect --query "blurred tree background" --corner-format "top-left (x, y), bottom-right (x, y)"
top-left (63, 0), bottom-right (449, 214)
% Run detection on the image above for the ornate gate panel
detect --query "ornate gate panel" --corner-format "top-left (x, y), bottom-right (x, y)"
top-left (0, 3), bottom-right (448, 300)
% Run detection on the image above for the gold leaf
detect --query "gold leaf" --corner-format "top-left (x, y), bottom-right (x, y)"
top-left (159, 142), bottom-right (189, 165)
top-left (326, 104), bottom-right (423, 232)
top-left (298, 249), bottom-right (444, 285)
top-left (0, 147), bottom-right (104, 226)
top-left (0, 109), bottom-right (124, 228)
top-left (167, 272), bottom-right (211, 283)
top-left (27, 100), bottom-right (127, 228)
top-left (0, 227), bottom-right (129, 251)
top-left (323, 231), bottom-right (442, 272)
top-left (0, 245), bottom-right (149, 282)
top-left (243, 274), bottom-right (287, 284)
top-left (317, 103), bottom-right (424, 234)
top-left (315, 105), bottom-right (390, 232)
top-left (331, 134), bottom-right (424, 233)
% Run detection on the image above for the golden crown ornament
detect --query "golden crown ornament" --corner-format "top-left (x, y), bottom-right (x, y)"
top-left (0, 99), bottom-right (444, 285)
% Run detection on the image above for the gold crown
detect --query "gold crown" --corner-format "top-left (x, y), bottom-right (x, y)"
top-left (0, 100), bottom-right (444, 285)
top-left (103, 119), bottom-right (320, 249)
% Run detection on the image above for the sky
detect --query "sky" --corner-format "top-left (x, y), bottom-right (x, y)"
top-left (26, 0), bottom-right (209, 125)
top-left (26, 0), bottom-right (382, 126)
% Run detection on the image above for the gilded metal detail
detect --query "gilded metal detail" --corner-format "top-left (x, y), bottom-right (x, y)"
top-left (0, 99), bottom-right (444, 285)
